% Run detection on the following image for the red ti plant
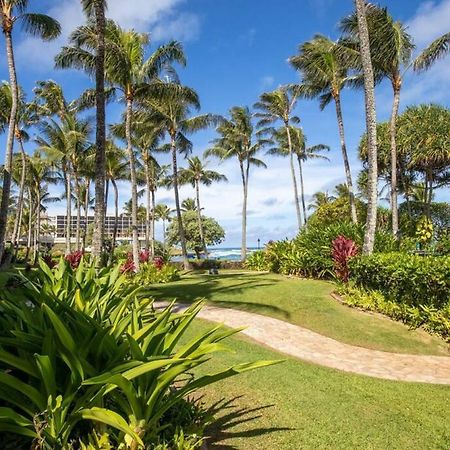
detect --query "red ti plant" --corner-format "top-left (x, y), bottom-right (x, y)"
top-left (120, 258), bottom-right (135, 274)
top-left (65, 251), bottom-right (83, 269)
top-left (139, 249), bottom-right (150, 264)
top-left (331, 235), bottom-right (358, 282)
top-left (153, 256), bottom-right (164, 270)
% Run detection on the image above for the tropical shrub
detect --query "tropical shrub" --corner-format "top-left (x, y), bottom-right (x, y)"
top-left (245, 250), bottom-right (269, 271)
top-left (339, 285), bottom-right (450, 341)
top-left (0, 259), bottom-right (277, 448)
top-left (65, 250), bottom-right (84, 268)
top-left (134, 262), bottom-right (180, 285)
top-left (331, 236), bottom-right (358, 282)
top-left (349, 252), bottom-right (450, 309)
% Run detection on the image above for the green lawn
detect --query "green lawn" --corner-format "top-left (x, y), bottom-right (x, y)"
top-left (149, 270), bottom-right (448, 355)
top-left (189, 320), bottom-right (450, 450)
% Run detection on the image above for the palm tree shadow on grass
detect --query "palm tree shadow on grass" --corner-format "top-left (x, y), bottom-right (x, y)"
top-left (203, 396), bottom-right (293, 450)
top-left (148, 273), bottom-right (291, 319)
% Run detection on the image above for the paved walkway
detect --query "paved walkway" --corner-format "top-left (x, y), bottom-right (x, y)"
top-left (160, 303), bottom-right (450, 385)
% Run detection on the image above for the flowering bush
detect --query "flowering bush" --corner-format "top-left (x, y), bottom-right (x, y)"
top-left (153, 256), bottom-right (164, 269)
top-left (65, 250), bottom-right (83, 269)
top-left (139, 249), bottom-right (151, 263)
top-left (331, 235), bottom-right (359, 282)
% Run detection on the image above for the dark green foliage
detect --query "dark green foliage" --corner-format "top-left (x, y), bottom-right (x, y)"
top-left (132, 262), bottom-right (180, 284)
top-left (257, 223), bottom-right (397, 279)
top-left (349, 253), bottom-right (450, 309)
top-left (0, 258), bottom-right (277, 448)
top-left (245, 251), bottom-right (269, 271)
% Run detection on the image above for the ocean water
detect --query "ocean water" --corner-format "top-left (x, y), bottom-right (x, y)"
top-left (172, 247), bottom-right (258, 261)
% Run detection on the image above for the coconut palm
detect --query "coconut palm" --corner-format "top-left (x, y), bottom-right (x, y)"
top-left (141, 84), bottom-right (220, 270)
top-left (267, 126), bottom-right (329, 224)
top-left (414, 32), bottom-right (450, 71)
top-left (36, 115), bottom-right (91, 254)
top-left (308, 191), bottom-right (335, 211)
top-left (57, 20), bottom-right (185, 269)
top-left (179, 157), bottom-right (227, 256)
top-left (354, 0), bottom-right (378, 254)
top-left (0, 82), bottom-right (39, 251)
top-left (105, 141), bottom-right (128, 249)
top-left (254, 87), bottom-right (303, 229)
top-left (0, 0), bottom-right (60, 261)
top-left (181, 198), bottom-right (198, 212)
top-left (340, 4), bottom-right (414, 238)
top-left (154, 203), bottom-right (172, 245)
top-left (289, 35), bottom-right (358, 224)
top-left (206, 106), bottom-right (266, 261)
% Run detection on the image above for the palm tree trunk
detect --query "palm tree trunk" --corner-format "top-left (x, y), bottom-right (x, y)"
top-left (355, 0), bottom-right (378, 255)
top-left (65, 172), bottom-right (72, 255)
top-left (0, 30), bottom-right (19, 262)
top-left (34, 190), bottom-right (41, 264)
top-left (82, 178), bottom-right (90, 251)
top-left (390, 74), bottom-right (401, 238)
top-left (240, 160), bottom-right (248, 261)
top-left (111, 179), bottom-right (119, 250)
top-left (297, 155), bottom-right (308, 225)
top-left (162, 219), bottom-right (166, 246)
top-left (104, 179), bottom-right (109, 214)
top-left (12, 136), bottom-right (27, 249)
top-left (144, 160), bottom-right (151, 251)
top-left (195, 179), bottom-right (208, 257)
top-left (150, 189), bottom-right (156, 256)
top-left (126, 97), bottom-right (140, 271)
top-left (92, 0), bottom-right (107, 262)
top-left (25, 188), bottom-right (33, 263)
top-left (285, 125), bottom-right (302, 229)
top-left (171, 135), bottom-right (190, 270)
top-left (333, 93), bottom-right (358, 224)
top-left (75, 173), bottom-right (81, 251)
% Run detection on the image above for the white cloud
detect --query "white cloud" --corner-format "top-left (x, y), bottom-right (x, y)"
top-left (15, 0), bottom-right (200, 72)
top-left (407, 0), bottom-right (450, 47)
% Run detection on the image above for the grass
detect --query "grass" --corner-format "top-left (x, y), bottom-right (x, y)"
top-left (188, 320), bottom-right (450, 450)
top-left (149, 270), bottom-right (448, 355)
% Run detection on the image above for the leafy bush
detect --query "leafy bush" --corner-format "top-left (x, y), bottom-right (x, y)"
top-left (258, 223), bottom-right (396, 279)
top-left (0, 259), bottom-right (278, 448)
top-left (245, 250), bottom-right (269, 271)
top-left (134, 262), bottom-right (180, 284)
top-left (349, 252), bottom-right (450, 309)
top-left (331, 236), bottom-right (358, 282)
top-left (339, 284), bottom-right (450, 341)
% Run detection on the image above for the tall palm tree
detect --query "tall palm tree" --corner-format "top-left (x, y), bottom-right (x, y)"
top-left (142, 84), bottom-right (220, 270)
top-left (181, 198), bottom-right (197, 212)
top-left (36, 115), bottom-right (91, 254)
top-left (267, 126), bottom-right (329, 224)
top-left (0, 0), bottom-right (60, 261)
top-left (414, 32), bottom-right (450, 71)
top-left (154, 203), bottom-right (172, 245)
top-left (0, 82), bottom-right (38, 250)
top-left (354, 0), bottom-right (378, 255)
top-left (57, 21), bottom-right (185, 270)
top-left (340, 4), bottom-right (414, 237)
top-left (179, 156), bottom-right (227, 256)
top-left (289, 35), bottom-right (358, 224)
top-left (206, 106), bottom-right (266, 261)
top-left (254, 87), bottom-right (303, 229)
top-left (105, 141), bottom-right (128, 250)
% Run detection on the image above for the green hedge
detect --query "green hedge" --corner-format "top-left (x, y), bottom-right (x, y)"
top-left (349, 252), bottom-right (450, 309)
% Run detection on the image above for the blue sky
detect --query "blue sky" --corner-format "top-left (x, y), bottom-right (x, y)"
top-left (1, 0), bottom-right (450, 247)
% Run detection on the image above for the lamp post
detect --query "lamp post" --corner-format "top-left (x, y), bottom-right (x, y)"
top-left (257, 238), bottom-right (260, 250)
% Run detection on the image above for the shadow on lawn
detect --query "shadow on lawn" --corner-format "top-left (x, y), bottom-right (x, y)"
top-left (204, 396), bottom-right (292, 449)
top-left (148, 272), bottom-right (291, 320)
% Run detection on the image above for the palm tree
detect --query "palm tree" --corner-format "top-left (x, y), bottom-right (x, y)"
top-left (354, 0), bottom-right (378, 255)
top-left (105, 141), bottom-right (128, 249)
top-left (340, 4), bottom-right (414, 237)
top-left (0, 0), bottom-right (60, 261)
top-left (154, 203), bottom-right (172, 245)
top-left (57, 21), bottom-right (185, 270)
top-left (206, 106), bottom-right (266, 261)
top-left (179, 156), bottom-right (227, 256)
top-left (254, 87), bottom-right (303, 229)
top-left (414, 32), bottom-right (450, 71)
top-left (181, 198), bottom-right (197, 212)
top-left (267, 126), bottom-right (329, 224)
top-left (36, 115), bottom-right (91, 254)
top-left (308, 191), bottom-right (335, 211)
top-left (289, 35), bottom-right (358, 224)
top-left (0, 82), bottom-right (38, 251)
top-left (142, 84), bottom-right (220, 270)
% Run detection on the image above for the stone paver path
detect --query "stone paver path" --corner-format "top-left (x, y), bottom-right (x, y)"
top-left (160, 303), bottom-right (450, 385)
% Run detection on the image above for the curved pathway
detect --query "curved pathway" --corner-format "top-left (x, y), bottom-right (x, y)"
top-left (161, 303), bottom-right (450, 385)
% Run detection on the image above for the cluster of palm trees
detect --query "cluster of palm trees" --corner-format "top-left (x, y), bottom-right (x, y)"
top-left (1, 0), bottom-right (449, 267)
